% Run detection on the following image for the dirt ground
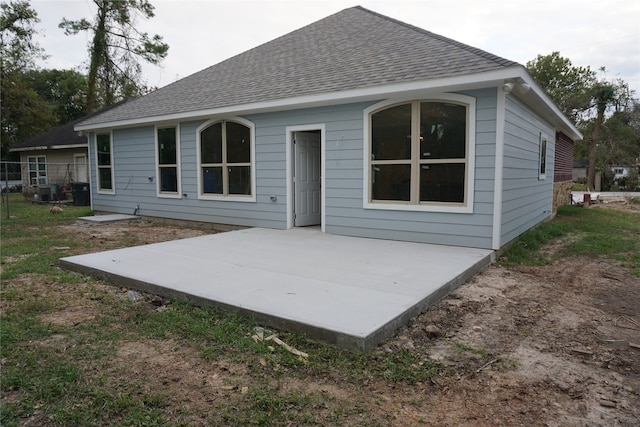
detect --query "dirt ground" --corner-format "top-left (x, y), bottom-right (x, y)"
top-left (12, 204), bottom-right (640, 426)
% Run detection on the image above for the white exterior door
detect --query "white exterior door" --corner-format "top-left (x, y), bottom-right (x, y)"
top-left (74, 154), bottom-right (88, 182)
top-left (294, 131), bottom-right (321, 226)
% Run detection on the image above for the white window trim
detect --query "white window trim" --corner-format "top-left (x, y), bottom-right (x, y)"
top-left (538, 133), bottom-right (548, 180)
top-left (196, 117), bottom-right (256, 202)
top-left (362, 93), bottom-right (476, 213)
top-left (285, 124), bottom-right (326, 232)
top-left (95, 131), bottom-right (115, 195)
top-left (27, 155), bottom-right (47, 186)
top-left (155, 124), bottom-right (182, 198)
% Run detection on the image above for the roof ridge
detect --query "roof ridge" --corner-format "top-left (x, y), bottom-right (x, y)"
top-left (353, 5), bottom-right (517, 67)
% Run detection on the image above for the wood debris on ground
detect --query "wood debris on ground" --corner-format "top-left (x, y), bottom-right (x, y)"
top-left (251, 328), bottom-right (309, 360)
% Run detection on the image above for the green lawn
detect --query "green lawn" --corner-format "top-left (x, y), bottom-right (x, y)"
top-left (501, 204), bottom-right (640, 275)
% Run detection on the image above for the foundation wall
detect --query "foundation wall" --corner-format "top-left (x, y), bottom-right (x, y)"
top-left (553, 181), bottom-right (573, 213)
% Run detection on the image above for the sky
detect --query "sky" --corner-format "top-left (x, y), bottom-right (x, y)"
top-left (29, 0), bottom-right (640, 96)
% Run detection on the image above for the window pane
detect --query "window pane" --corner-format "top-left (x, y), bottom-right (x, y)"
top-left (372, 104), bottom-right (411, 160)
top-left (97, 134), bottom-right (111, 166)
top-left (420, 163), bottom-right (465, 203)
top-left (228, 166), bottom-right (251, 195)
top-left (371, 164), bottom-right (411, 201)
top-left (202, 166), bottom-right (223, 194)
top-left (158, 127), bottom-right (177, 164)
top-left (201, 123), bottom-right (222, 164)
top-left (98, 167), bottom-right (112, 190)
top-left (226, 122), bottom-right (251, 163)
top-left (160, 167), bottom-right (177, 192)
top-left (539, 137), bottom-right (547, 175)
top-left (420, 102), bottom-right (466, 160)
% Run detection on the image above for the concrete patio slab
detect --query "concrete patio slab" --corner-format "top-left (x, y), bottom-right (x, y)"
top-left (78, 214), bottom-right (141, 224)
top-left (60, 228), bottom-right (493, 351)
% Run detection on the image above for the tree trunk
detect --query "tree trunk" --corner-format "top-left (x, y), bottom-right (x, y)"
top-left (86, 4), bottom-right (107, 113)
top-left (587, 102), bottom-right (606, 191)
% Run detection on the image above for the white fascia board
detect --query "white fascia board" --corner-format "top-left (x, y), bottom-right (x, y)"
top-left (75, 65), bottom-right (580, 140)
top-left (51, 144), bottom-right (87, 150)
top-left (510, 67), bottom-right (583, 141)
top-left (74, 68), bottom-right (527, 132)
top-left (9, 146), bottom-right (48, 152)
top-left (10, 143), bottom-right (87, 152)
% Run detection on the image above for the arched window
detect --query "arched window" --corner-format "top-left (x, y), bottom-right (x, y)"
top-left (368, 98), bottom-right (473, 208)
top-left (198, 119), bottom-right (254, 199)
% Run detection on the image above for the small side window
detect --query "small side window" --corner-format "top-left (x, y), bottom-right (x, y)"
top-left (539, 134), bottom-right (547, 180)
top-left (96, 133), bottom-right (114, 193)
top-left (156, 126), bottom-right (180, 197)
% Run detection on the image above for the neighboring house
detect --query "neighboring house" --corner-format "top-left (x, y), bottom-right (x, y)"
top-left (611, 166), bottom-right (629, 181)
top-left (75, 6), bottom-right (581, 250)
top-left (10, 102), bottom-right (126, 199)
top-left (552, 132), bottom-right (574, 210)
top-left (573, 160), bottom-right (589, 181)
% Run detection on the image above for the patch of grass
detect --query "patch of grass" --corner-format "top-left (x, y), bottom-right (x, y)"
top-left (1, 346), bottom-right (82, 402)
top-left (501, 206), bottom-right (640, 274)
top-left (374, 349), bottom-right (443, 382)
top-left (0, 195), bottom-right (91, 226)
top-left (221, 383), bottom-right (375, 426)
top-left (130, 302), bottom-right (266, 358)
top-left (1, 195), bottom-right (93, 280)
top-left (227, 387), bottom-right (317, 425)
top-left (571, 182), bottom-right (587, 191)
top-left (498, 357), bottom-right (519, 370)
top-left (0, 312), bottom-right (58, 343)
top-left (454, 342), bottom-right (490, 359)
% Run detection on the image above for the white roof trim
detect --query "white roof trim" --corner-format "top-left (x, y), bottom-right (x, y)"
top-left (51, 143), bottom-right (87, 150)
top-left (9, 143), bottom-right (87, 152)
top-left (9, 146), bottom-right (48, 152)
top-left (509, 67), bottom-right (582, 141)
top-left (75, 65), bottom-right (581, 141)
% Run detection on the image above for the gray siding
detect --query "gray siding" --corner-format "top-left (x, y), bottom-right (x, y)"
top-left (323, 89), bottom-right (497, 249)
top-left (90, 90), bottom-right (500, 249)
top-left (90, 121), bottom-right (287, 228)
top-left (500, 95), bottom-right (555, 246)
top-left (89, 104), bottom-right (373, 228)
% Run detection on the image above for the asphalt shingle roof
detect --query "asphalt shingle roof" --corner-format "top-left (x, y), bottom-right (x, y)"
top-left (12, 101), bottom-right (128, 150)
top-left (79, 6), bottom-right (518, 128)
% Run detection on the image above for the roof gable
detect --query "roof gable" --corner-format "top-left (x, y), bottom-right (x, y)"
top-left (78, 6), bottom-right (518, 128)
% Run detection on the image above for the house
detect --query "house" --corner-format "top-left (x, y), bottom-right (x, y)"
top-left (611, 166), bottom-right (629, 181)
top-left (75, 6), bottom-right (581, 250)
top-left (11, 118), bottom-right (90, 199)
top-left (10, 102), bottom-right (127, 201)
top-left (572, 159), bottom-right (589, 182)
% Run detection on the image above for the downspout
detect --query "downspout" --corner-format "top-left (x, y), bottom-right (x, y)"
top-left (492, 87), bottom-right (507, 250)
